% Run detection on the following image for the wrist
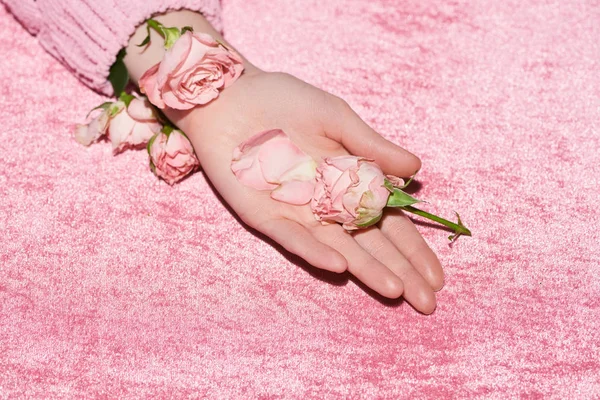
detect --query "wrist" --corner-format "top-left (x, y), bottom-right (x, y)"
top-left (124, 10), bottom-right (260, 85)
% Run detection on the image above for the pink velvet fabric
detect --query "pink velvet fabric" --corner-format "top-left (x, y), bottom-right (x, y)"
top-left (1, 0), bottom-right (599, 397)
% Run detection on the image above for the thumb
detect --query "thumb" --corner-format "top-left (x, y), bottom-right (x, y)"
top-left (323, 99), bottom-right (422, 177)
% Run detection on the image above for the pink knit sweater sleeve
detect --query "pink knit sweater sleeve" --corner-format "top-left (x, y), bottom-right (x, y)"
top-left (1, 0), bottom-right (222, 95)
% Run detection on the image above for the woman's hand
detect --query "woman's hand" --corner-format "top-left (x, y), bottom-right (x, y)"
top-left (170, 70), bottom-right (444, 313)
top-left (125, 11), bottom-right (444, 313)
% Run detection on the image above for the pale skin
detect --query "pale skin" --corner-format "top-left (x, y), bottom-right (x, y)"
top-left (124, 10), bottom-right (444, 314)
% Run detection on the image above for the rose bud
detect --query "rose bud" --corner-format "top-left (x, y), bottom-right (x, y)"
top-left (311, 156), bottom-right (396, 230)
top-left (74, 109), bottom-right (110, 146)
top-left (148, 129), bottom-right (200, 185)
top-left (140, 31), bottom-right (244, 110)
top-left (108, 97), bottom-right (162, 153)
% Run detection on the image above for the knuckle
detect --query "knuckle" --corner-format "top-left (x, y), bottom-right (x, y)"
top-left (365, 238), bottom-right (387, 256)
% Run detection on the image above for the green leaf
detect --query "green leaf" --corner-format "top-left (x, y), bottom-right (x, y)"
top-left (85, 101), bottom-right (113, 119)
top-left (386, 188), bottom-right (421, 208)
top-left (137, 28), bottom-right (151, 47)
top-left (108, 48), bottom-right (129, 95)
top-left (118, 92), bottom-right (135, 107)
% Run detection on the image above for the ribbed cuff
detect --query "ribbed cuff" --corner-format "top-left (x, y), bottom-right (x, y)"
top-left (1, 0), bottom-right (43, 34)
top-left (33, 0), bottom-right (222, 96)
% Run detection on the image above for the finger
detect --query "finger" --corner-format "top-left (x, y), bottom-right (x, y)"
top-left (323, 99), bottom-right (421, 177)
top-left (353, 227), bottom-right (437, 314)
top-left (258, 219), bottom-right (347, 273)
top-left (312, 224), bottom-right (404, 299)
top-left (380, 210), bottom-right (445, 291)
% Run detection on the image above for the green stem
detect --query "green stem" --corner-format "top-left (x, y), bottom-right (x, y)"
top-left (401, 205), bottom-right (471, 240)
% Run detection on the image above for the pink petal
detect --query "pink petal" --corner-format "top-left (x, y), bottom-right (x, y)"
top-left (386, 174), bottom-right (405, 188)
top-left (222, 52), bottom-right (244, 88)
top-left (108, 110), bottom-right (135, 151)
top-left (330, 170), bottom-right (354, 204)
top-left (231, 129), bottom-right (314, 192)
top-left (74, 124), bottom-right (93, 146)
top-left (139, 64), bottom-right (164, 109)
top-left (165, 131), bottom-right (194, 155)
top-left (161, 86), bottom-right (196, 110)
top-left (127, 97), bottom-right (156, 121)
top-left (231, 131), bottom-right (281, 191)
top-left (129, 122), bottom-right (159, 146)
top-left (270, 180), bottom-right (315, 205)
top-left (172, 33), bottom-right (214, 74)
top-left (258, 139), bottom-right (313, 184)
top-left (278, 159), bottom-right (317, 182)
top-left (327, 156), bottom-right (363, 171)
top-left (157, 32), bottom-right (193, 88)
top-left (366, 175), bottom-right (390, 208)
top-left (236, 129), bottom-right (286, 152)
top-left (193, 32), bottom-right (219, 46)
top-left (234, 168), bottom-right (278, 191)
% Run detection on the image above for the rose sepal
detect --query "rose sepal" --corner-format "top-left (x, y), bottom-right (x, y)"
top-left (355, 213), bottom-right (383, 229)
top-left (138, 19), bottom-right (189, 49)
top-left (385, 185), bottom-right (422, 208)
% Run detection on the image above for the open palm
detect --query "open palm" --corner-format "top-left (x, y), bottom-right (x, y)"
top-left (164, 70), bottom-right (444, 313)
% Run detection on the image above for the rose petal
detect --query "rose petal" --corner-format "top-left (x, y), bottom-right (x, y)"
top-left (328, 155), bottom-right (363, 171)
top-left (278, 159), bottom-right (317, 182)
top-left (270, 180), bottom-right (315, 205)
top-left (175, 33), bottom-right (214, 73)
top-left (157, 31), bottom-right (193, 88)
top-left (139, 63), bottom-right (164, 109)
top-left (129, 121), bottom-right (160, 146)
top-left (231, 130), bottom-right (287, 190)
top-left (127, 97), bottom-right (157, 121)
top-left (258, 139), bottom-right (314, 184)
top-left (108, 109), bottom-right (135, 151)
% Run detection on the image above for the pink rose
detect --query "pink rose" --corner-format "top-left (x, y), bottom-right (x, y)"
top-left (140, 32), bottom-right (244, 110)
top-left (74, 108), bottom-right (110, 146)
top-left (311, 156), bottom-right (397, 230)
top-left (231, 129), bottom-right (317, 205)
top-left (149, 130), bottom-right (200, 185)
top-left (109, 97), bottom-right (162, 153)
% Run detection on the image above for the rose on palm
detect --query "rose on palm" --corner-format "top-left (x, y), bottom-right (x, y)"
top-left (231, 130), bottom-right (470, 238)
top-left (311, 157), bottom-right (394, 230)
top-left (231, 129), bottom-right (317, 205)
top-left (140, 31), bottom-right (244, 110)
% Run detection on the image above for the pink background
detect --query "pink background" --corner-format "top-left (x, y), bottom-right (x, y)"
top-left (1, 0), bottom-right (599, 397)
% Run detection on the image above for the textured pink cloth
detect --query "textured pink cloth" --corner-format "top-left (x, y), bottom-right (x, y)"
top-left (1, 0), bottom-right (599, 397)
top-left (1, 0), bottom-right (222, 95)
